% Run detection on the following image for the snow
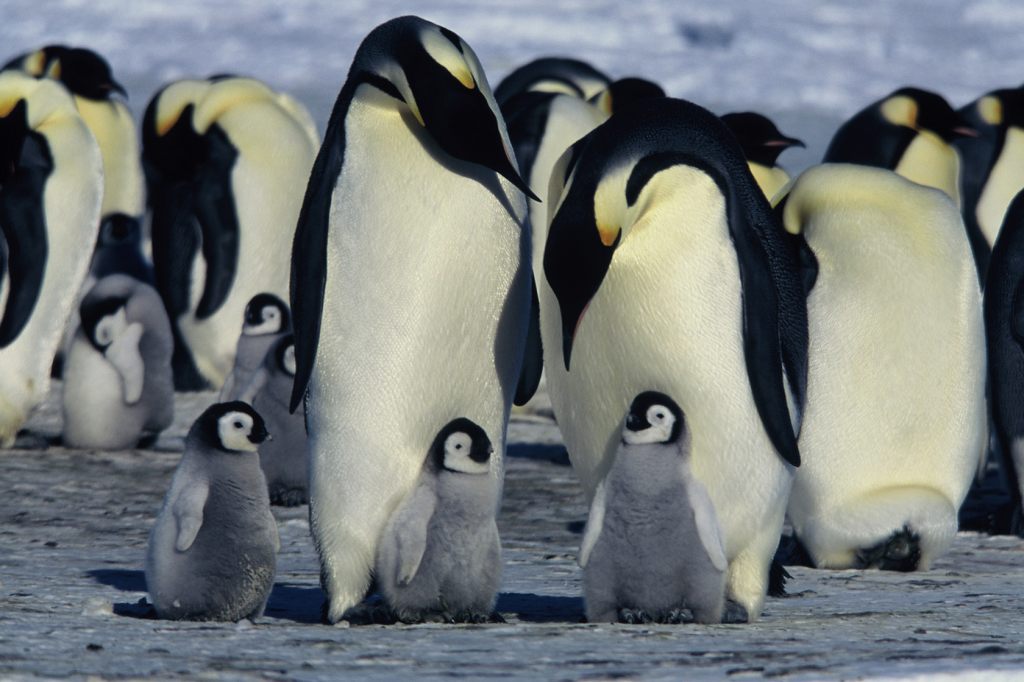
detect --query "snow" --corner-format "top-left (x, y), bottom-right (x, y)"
top-left (2, 0), bottom-right (1024, 678)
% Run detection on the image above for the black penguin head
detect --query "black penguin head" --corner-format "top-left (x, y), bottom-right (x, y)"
top-left (589, 77), bottom-right (666, 116)
top-left (34, 45), bottom-right (126, 100)
top-left (353, 16), bottom-right (537, 200)
top-left (273, 334), bottom-right (296, 377)
top-left (141, 81), bottom-right (210, 182)
top-left (194, 401), bottom-right (269, 453)
top-left (720, 111), bottom-right (805, 166)
top-left (623, 391), bottom-right (685, 446)
top-left (881, 87), bottom-right (976, 142)
top-left (430, 417), bottom-right (493, 475)
top-left (964, 88), bottom-right (1024, 133)
top-left (493, 56), bottom-right (611, 105)
top-left (97, 214), bottom-right (141, 248)
top-left (243, 293), bottom-right (290, 335)
top-left (80, 295), bottom-right (130, 352)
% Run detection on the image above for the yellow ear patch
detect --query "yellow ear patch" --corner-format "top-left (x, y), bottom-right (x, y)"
top-left (594, 90), bottom-right (613, 116)
top-left (420, 27), bottom-right (476, 90)
top-left (880, 95), bottom-right (918, 129)
top-left (45, 59), bottom-right (61, 80)
top-left (23, 50), bottom-right (46, 77)
top-left (597, 221), bottom-right (621, 247)
top-left (978, 96), bottom-right (1003, 126)
top-left (154, 80), bottom-right (210, 137)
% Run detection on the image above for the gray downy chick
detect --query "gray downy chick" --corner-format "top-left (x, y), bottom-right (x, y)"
top-left (145, 401), bottom-right (279, 621)
top-left (62, 274), bottom-right (174, 449)
top-left (219, 293), bottom-right (290, 401)
top-left (580, 391), bottom-right (726, 624)
top-left (375, 418), bottom-right (501, 623)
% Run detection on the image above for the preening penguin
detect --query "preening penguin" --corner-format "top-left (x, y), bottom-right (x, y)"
top-left (580, 392), bottom-right (726, 624)
top-left (721, 111), bottom-right (804, 203)
top-left (145, 401), bottom-right (277, 621)
top-left (0, 71), bottom-right (102, 446)
top-left (781, 164), bottom-right (985, 570)
top-left (142, 76), bottom-right (318, 390)
top-left (62, 274), bottom-right (173, 449)
top-left (288, 16), bottom-right (536, 623)
top-left (539, 97), bottom-right (807, 621)
top-left (375, 418), bottom-right (502, 623)
top-left (219, 292), bottom-right (291, 402)
top-left (822, 87), bottom-right (975, 206)
top-left (493, 56), bottom-right (610, 107)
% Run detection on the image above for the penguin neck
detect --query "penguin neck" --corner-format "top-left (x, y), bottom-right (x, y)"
top-left (436, 470), bottom-right (497, 517)
top-left (609, 446), bottom-right (684, 495)
top-left (976, 127), bottom-right (1024, 247)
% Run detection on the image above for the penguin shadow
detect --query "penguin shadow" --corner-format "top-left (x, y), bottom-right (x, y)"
top-left (86, 569), bottom-right (157, 618)
top-left (507, 443), bottom-right (570, 466)
top-left (495, 592), bottom-right (584, 623)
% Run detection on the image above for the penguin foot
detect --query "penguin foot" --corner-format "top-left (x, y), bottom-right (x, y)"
top-left (665, 608), bottom-right (695, 624)
top-left (721, 600), bottom-right (749, 624)
top-left (450, 610), bottom-right (492, 624)
top-left (855, 526), bottom-right (921, 572)
top-left (617, 608), bottom-right (653, 624)
top-left (268, 486), bottom-right (308, 507)
top-left (136, 432), bottom-right (160, 449)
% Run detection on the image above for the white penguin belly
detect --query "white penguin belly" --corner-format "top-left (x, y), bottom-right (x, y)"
top-left (976, 127), bottom-right (1024, 247)
top-left (894, 130), bottom-right (961, 206)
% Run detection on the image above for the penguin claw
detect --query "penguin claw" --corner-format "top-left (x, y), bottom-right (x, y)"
top-left (721, 600), bottom-right (749, 624)
top-left (617, 608), bottom-right (652, 624)
top-left (854, 526), bottom-right (921, 572)
top-left (666, 608), bottom-right (695, 624)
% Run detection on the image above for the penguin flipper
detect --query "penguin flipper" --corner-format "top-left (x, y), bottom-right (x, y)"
top-left (390, 483), bottom-right (437, 586)
top-left (578, 480), bottom-right (607, 568)
top-left (172, 479), bottom-right (209, 552)
top-left (687, 479), bottom-right (728, 572)
top-left (513, 277), bottom-right (543, 406)
top-left (1011, 279), bottom-right (1024, 344)
top-left (193, 126), bottom-right (239, 320)
top-left (105, 322), bottom-right (146, 404)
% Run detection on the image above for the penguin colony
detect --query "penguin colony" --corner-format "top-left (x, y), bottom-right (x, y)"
top-left (1, 14), bottom-right (1020, 626)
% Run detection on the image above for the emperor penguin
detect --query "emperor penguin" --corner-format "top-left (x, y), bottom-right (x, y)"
top-left (62, 275), bottom-right (174, 449)
top-left (580, 392), bottom-right (726, 624)
top-left (288, 16), bottom-right (538, 623)
top-left (375, 418), bottom-right (501, 623)
top-left (720, 111), bottom-right (804, 204)
top-left (0, 71), bottom-right (102, 446)
top-left (142, 75), bottom-right (319, 390)
top-left (494, 56), bottom-right (610, 107)
top-left (822, 87), bottom-right (976, 206)
top-left (145, 401), bottom-right (277, 621)
top-left (539, 97), bottom-right (808, 621)
top-left (781, 164), bottom-right (986, 570)
top-left (219, 292), bottom-right (291, 401)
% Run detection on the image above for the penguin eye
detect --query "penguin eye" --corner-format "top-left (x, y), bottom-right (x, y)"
top-left (455, 443), bottom-right (463, 450)
top-left (234, 421), bottom-right (243, 429)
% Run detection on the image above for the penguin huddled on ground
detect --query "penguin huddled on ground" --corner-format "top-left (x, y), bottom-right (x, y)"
top-left (580, 392), bottom-right (726, 624)
top-left (62, 275), bottom-right (173, 449)
top-left (0, 71), bottom-right (102, 446)
top-left (219, 292), bottom-right (291, 402)
top-left (375, 418), bottom-right (502, 623)
top-left (145, 401), bottom-right (277, 621)
top-left (781, 164), bottom-right (986, 571)
top-left (142, 75), bottom-right (318, 391)
top-left (539, 97), bottom-right (807, 622)
top-left (288, 16), bottom-right (538, 624)
top-left (721, 111), bottom-right (804, 203)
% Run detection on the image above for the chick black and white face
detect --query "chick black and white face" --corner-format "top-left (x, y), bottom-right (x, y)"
top-left (622, 391), bottom-right (684, 446)
top-left (243, 294), bottom-right (289, 336)
top-left (216, 410), bottom-right (267, 452)
top-left (432, 417), bottom-right (493, 475)
top-left (81, 297), bottom-right (130, 352)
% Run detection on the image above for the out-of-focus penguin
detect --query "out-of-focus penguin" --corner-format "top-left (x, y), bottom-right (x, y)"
top-left (219, 292), bottom-right (291, 401)
top-left (580, 392), bottom-right (726, 624)
top-left (288, 16), bottom-right (538, 623)
top-left (142, 76), bottom-right (318, 390)
top-left (145, 401), bottom-right (277, 621)
top-left (375, 418), bottom-right (501, 623)
top-left (823, 87), bottom-right (975, 206)
top-left (539, 98), bottom-right (807, 621)
top-left (62, 275), bottom-right (173, 449)
top-left (494, 56), bottom-right (610, 107)
top-left (721, 111), bottom-right (804, 203)
top-left (0, 71), bottom-right (102, 446)
top-left (781, 164), bottom-right (985, 570)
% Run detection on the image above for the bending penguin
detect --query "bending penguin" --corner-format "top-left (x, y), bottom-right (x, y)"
top-left (219, 292), bottom-right (291, 401)
top-left (493, 56), bottom-right (610, 107)
top-left (721, 111), bottom-right (804, 204)
top-left (781, 164), bottom-right (986, 570)
top-left (580, 392), bottom-right (726, 624)
top-left (539, 97), bottom-right (807, 621)
top-left (142, 75), bottom-right (318, 390)
top-left (62, 275), bottom-right (173, 449)
top-left (146, 401), bottom-right (277, 621)
top-left (375, 418), bottom-right (501, 623)
top-left (0, 71), bottom-right (102, 445)
top-left (289, 16), bottom-right (538, 623)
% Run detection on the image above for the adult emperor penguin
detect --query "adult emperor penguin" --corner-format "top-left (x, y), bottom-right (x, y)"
top-left (62, 275), bottom-right (174, 449)
top-left (540, 97), bottom-right (807, 621)
top-left (782, 164), bottom-right (985, 570)
top-left (721, 111), bottom-right (804, 203)
top-left (493, 56), bottom-right (610, 107)
top-left (822, 87), bottom-right (975, 206)
top-left (289, 16), bottom-right (538, 624)
top-left (219, 292), bottom-right (291, 401)
top-left (0, 71), bottom-right (102, 446)
top-left (142, 75), bottom-right (319, 390)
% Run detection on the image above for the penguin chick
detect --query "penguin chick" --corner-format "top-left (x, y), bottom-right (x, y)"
top-left (375, 418), bottom-right (502, 623)
top-left (580, 392), bottom-right (726, 625)
top-left (145, 401), bottom-right (278, 621)
top-left (721, 111), bottom-right (804, 203)
top-left (62, 275), bottom-right (173, 449)
top-left (219, 293), bottom-right (291, 401)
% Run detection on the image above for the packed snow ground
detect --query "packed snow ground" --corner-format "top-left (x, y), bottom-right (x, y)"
top-left (3, 0), bottom-right (1024, 679)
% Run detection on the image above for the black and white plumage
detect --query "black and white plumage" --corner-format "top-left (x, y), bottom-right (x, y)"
top-left (493, 56), bottom-right (611, 107)
top-left (720, 111), bottom-right (804, 203)
top-left (62, 275), bottom-right (173, 449)
top-left (219, 292), bottom-right (291, 402)
top-left (580, 392), bottom-right (726, 624)
top-left (375, 418), bottom-right (501, 623)
top-left (145, 402), bottom-right (278, 621)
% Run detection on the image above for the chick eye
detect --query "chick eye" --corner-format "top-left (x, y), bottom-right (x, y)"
top-left (234, 421), bottom-right (243, 429)
top-left (455, 443), bottom-right (463, 450)
top-left (656, 412), bottom-right (665, 420)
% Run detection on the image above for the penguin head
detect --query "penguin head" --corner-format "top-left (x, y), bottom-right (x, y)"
top-left (353, 16), bottom-right (536, 200)
top-left (430, 417), bottom-right (493, 475)
top-left (243, 293), bottom-right (290, 336)
top-left (273, 334), bottom-right (297, 377)
top-left (35, 46), bottom-right (126, 101)
top-left (194, 401), bottom-right (269, 453)
top-left (97, 214), bottom-right (142, 248)
top-left (720, 111), bottom-right (805, 167)
top-left (622, 391), bottom-right (685, 446)
top-left (879, 87), bottom-right (976, 142)
top-left (589, 77), bottom-right (666, 116)
top-left (80, 295), bottom-right (131, 352)
top-left (141, 79), bottom-right (211, 181)
top-left (963, 88), bottom-right (1024, 133)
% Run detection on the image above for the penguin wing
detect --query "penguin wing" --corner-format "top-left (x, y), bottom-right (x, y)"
top-left (578, 480), bottom-right (607, 568)
top-left (514, 278), bottom-right (544, 405)
top-left (105, 322), bottom-right (146, 404)
top-left (390, 482), bottom-right (437, 585)
top-left (192, 125), bottom-right (240, 320)
top-left (237, 366), bottom-right (270, 404)
top-left (171, 478), bottom-right (209, 552)
top-left (686, 478), bottom-right (728, 572)
top-left (1011, 279), bottom-right (1024, 343)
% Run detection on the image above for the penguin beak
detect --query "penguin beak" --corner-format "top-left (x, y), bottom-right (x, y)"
top-left (248, 422), bottom-right (269, 445)
top-left (107, 79), bottom-right (128, 99)
top-left (625, 412), bottom-right (647, 432)
top-left (951, 125), bottom-right (979, 138)
top-left (764, 135), bottom-right (805, 149)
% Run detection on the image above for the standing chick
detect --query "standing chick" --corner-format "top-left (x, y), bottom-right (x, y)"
top-left (219, 293), bottom-right (291, 401)
top-left (145, 402), bottom-right (278, 621)
top-left (375, 418), bottom-right (501, 623)
top-left (580, 392), bottom-right (726, 624)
